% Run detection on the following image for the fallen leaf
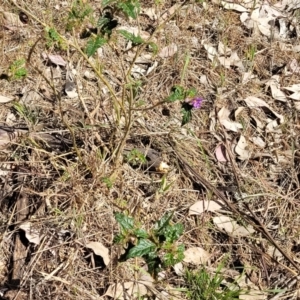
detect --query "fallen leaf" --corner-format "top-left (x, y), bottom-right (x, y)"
top-left (183, 247), bottom-right (210, 265)
top-left (160, 3), bottom-right (180, 21)
top-left (173, 262), bottom-right (184, 276)
top-left (221, 1), bottom-right (248, 12)
top-left (202, 42), bottom-right (217, 61)
top-left (86, 241), bottom-right (110, 266)
top-left (105, 270), bottom-right (153, 299)
top-left (250, 136), bottom-right (266, 148)
top-left (158, 43), bottom-right (178, 58)
top-left (0, 95), bottom-right (13, 103)
top-left (20, 222), bottom-right (41, 245)
top-left (289, 59), bottom-right (300, 74)
top-left (265, 76), bottom-right (287, 102)
top-left (189, 200), bottom-right (222, 215)
top-left (235, 135), bottom-right (250, 160)
top-left (105, 283), bottom-right (124, 299)
top-left (47, 54), bottom-right (67, 66)
top-left (218, 107), bottom-right (243, 132)
top-left (141, 7), bottom-right (157, 20)
top-left (284, 84), bottom-right (300, 100)
top-left (243, 96), bottom-right (284, 123)
top-left (215, 144), bottom-right (228, 162)
top-left (2, 11), bottom-right (24, 29)
top-left (213, 216), bottom-right (255, 236)
top-left (65, 78), bottom-right (78, 98)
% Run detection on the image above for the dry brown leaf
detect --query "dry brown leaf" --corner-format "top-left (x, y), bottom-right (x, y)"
top-left (218, 107), bottom-right (243, 132)
top-left (2, 11), bottom-right (24, 29)
top-left (235, 135), bottom-right (250, 160)
top-left (265, 76), bottom-right (287, 102)
top-left (173, 262), bottom-right (184, 276)
top-left (86, 241), bottom-right (110, 266)
top-left (19, 222), bottom-right (41, 245)
top-left (189, 200), bottom-right (222, 215)
top-left (0, 95), bottom-right (13, 103)
top-left (243, 96), bottom-right (284, 123)
top-left (47, 54), bottom-right (67, 66)
top-left (158, 43), bottom-right (178, 58)
top-left (183, 247), bottom-right (210, 265)
top-left (213, 216), bottom-right (255, 236)
top-left (105, 283), bottom-right (124, 299)
top-left (215, 144), bottom-right (228, 162)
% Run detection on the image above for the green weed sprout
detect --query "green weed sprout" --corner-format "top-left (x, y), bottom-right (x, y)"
top-left (9, 59), bottom-right (27, 80)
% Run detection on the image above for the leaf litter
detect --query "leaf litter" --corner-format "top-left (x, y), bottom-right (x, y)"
top-left (1, 0), bottom-right (300, 299)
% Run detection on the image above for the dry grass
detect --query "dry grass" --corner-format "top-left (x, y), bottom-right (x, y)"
top-left (1, 0), bottom-right (300, 299)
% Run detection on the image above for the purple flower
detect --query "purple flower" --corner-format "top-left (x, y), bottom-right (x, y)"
top-left (185, 97), bottom-right (203, 109)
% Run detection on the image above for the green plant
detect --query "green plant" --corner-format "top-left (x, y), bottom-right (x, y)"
top-left (114, 212), bottom-right (184, 276)
top-left (159, 174), bottom-right (174, 194)
top-left (13, 102), bottom-right (38, 124)
top-left (166, 85), bottom-right (202, 125)
top-left (85, 35), bottom-right (107, 57)
top-left (45, 27), bottom-right (66, 49)
top-left (8, 59), bottom-right (27, 80)
top-left (184, 263), bottom-right (242, 300)
top-left (125, 148), bottom-right (147, 166)
top-left (68, 0), bottom-right (93, 22)
top-left (102, 176), bottom-right (114, 188)
top-left (103, 0), bottom-right (141, 19)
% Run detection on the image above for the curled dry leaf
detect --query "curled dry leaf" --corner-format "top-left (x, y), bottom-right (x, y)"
top-left (265, 76), bottom-right (287, 102)
top-left (284, 83), bottom-right (300, 100)
top-left (86, 241), bottom-right (110, 266)
top-left (218, 107), bottom-right (243, 132)
top-left (189, 200), bottom-right (222, 215)
top-left (243, 96), bottom-right (284, 123)
top-left (235, 135), bottom-right (250, 160)
top-left (19, 222), bottom-right (41, 245)
top-left (213, 216), bottom-right (255, 237)
top-left (215, 144), bottom-right (228, 162)
top-left (183, 247), bottom-right (210, 265)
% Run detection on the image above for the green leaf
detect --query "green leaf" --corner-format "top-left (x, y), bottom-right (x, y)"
top-left (117, 0), bottom-right (140, 19)
top-left (181, 103), bottom-right (193, 126)
top-left (115, 213), bottom-right (134, 231)
top-left (113, 233), bottom-right (125, 244)
top-left (148, 42), bottom-right (158, 55)
top-left (97, 16), bottom-right (111, 28)
top-left (166, 85), bottom-right (185, 102)
top-left (164, 223), bottom-right (184, 243)
top-left (118, 30), bottom-right (144, 45)
top-left (85, 36), bottom-right (107, 57)
top-left (127, 239), bottom-right (156, 258)
top-left (133, 228), bottom-right (148, 238)
top-left (163, 244), bottom-right (185, 267)
top-left (154, 212), bottom-right (173, 234)
top-left (186, 87), bottom-right (197, 98)
top-left (102, 0), bottom-right (116, 5)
